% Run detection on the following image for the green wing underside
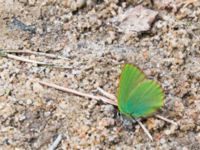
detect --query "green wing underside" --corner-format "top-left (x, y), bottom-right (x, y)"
top-left (117, 64), bottom-right (164, 118)
top-left (125, 80), bottom-right (164, 117)
top-left (117, 64), bottom-right (146, 113)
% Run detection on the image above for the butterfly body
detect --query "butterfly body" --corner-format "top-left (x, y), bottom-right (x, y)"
top-left (117, 64), bottom-right (164, 118)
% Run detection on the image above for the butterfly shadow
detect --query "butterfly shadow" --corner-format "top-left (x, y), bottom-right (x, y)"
top-left (115, 112), bottom-right (140, 132)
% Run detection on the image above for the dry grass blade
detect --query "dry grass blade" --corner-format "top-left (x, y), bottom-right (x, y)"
top-left (97, 87), bottom-right (117, 101)
top-left (0, 52), bottom-right (71, 69)
top-left (33, 80), bottom-right (117, 106)
top-left (5, 49), bottom-right (68, 60)
top-left (7, 54), bottom-right (51, 65)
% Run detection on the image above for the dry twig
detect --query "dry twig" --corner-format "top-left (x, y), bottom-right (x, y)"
top-left (4, 49), bottom-right (68, 60)
top-left (97, 87), bottom-right (117, 100)
top-left (0, 52), bottom-right (71, 69)
top-left (6, 53), bottom-right (51, 65)
top-left (33, 79), bottom-right (117, 106)
top-left (155, 115), bottom-right (178, 126)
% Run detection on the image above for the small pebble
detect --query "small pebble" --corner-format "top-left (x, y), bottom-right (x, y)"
top-left (32, 82), bottom-right (44, 93)
top-left (99, 117), bottom-right (115, 128)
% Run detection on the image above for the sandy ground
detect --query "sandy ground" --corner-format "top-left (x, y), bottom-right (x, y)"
top-left (0, 0), bottom-right (200, 149)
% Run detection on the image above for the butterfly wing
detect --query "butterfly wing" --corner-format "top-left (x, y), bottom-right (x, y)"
top-left (125, 80), bottom-right (164, 118)
top-left (117, 64), bottom-right (146, 114)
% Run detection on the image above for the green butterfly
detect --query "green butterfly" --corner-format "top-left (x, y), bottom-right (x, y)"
top-left (117, 64), bottom-right (164, 118)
